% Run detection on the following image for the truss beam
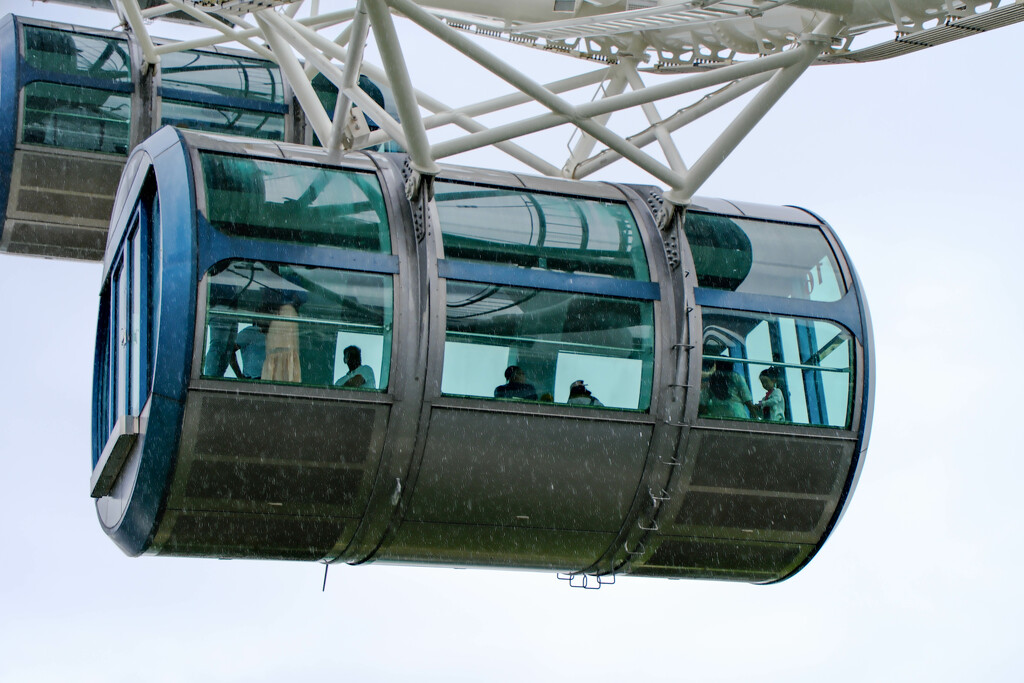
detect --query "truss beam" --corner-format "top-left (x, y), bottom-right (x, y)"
top-left (104, 1), bottom-right (887, 203)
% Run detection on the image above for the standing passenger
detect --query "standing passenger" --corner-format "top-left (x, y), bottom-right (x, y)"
top-left (261, 303), bottom-right (302, 383)
top-left (756, 368), bottom-right (785, 421)
top-left (699, 360), bottom-right (755, 418)
top-left (234, 318), bottom-right (268, 379)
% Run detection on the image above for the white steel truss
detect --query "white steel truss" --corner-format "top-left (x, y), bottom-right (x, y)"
top-left (91, 0), bottom-right (1024, 204)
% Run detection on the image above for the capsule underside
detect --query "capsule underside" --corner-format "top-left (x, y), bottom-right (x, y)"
top-left (89, 125), bottom-right (872, 583)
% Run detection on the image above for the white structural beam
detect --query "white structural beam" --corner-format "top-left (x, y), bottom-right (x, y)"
top-left (365, 0), bottom-right (441, 175)
top-left (385, 0), bottom-right (689, 191)
top-left (254, 11), bottom-right (334, 144)
top-left (103, 1), bottom-right (865, 203)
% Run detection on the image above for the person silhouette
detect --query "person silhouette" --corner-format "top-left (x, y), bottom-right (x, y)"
top-left (494, 365), bottom-right (537, 400)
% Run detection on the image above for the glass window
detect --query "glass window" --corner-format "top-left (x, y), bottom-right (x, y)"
top-left (442, 281), bottom-right (654, 410)
top-left (23, 26), bottom-right (131, 81)
top-left (202, 260), bottom-right (393, 390)
top-left (685, 213), bottom-right (844, 302)
top-left (436, 182), bottom-right (650, 281)
top-left (200, 154), bottom-right (391, 252)
top-left (161, 99), bottom-right (284, 140)
top-left (159, 50), bottom-right (284, 103)
top-left (21, 82), bottom-right (130, 154)
top-left (699, 308), bottom-right (854, 428)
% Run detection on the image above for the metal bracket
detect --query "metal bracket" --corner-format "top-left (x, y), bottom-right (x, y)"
top-left (556, 572), bottom-right (616, 589)
top-left (401, 158), bottom-right (434, 242)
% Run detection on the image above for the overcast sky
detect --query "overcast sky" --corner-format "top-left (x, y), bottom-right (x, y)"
top-left (2, 1), bottom-right (1023, 681)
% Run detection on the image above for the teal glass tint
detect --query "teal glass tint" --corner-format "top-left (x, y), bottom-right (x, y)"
top-left (436, 182), bottom-right (650, 280)
top-left (21, 82), bottom-right (130, 154)
top-left (700, 308), bottom-right (854, 428)
top-left (159, 50), bottom-right (284, 104)
top-left (200, 153), bottom-right (391, 252)
top-left (23, 26), bottom-right (130, 81)
top-left (202, 260), bottom-right (393, 390)
top-left (685, 213), bottom-right (844, 301)
top-left (442, 281), bottom-right (654, 410)
top-left (161, 99), bottom-right (284, 140)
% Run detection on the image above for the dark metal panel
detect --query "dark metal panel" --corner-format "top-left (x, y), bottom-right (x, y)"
top-left (156, 510), bottom-right (348, 561)
top-left (685, 429), bottom-right (854, 495)
top-left (674, 491), bottom-right (827, 534)
top-left (407, 408), bottom-right (652, 532)
top-left (166, 390), bottom-right (389, 518)
top-left (631, 536), bottom-right (812, 581)
top-left (378, 521), bottom-right (616, 571)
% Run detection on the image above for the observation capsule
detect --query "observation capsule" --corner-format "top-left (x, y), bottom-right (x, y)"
top-left (0, 14), bottom-right (396, 260)
top-left (91, 126), bottom-right (872, 582)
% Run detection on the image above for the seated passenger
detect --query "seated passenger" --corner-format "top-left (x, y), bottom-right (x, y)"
top-left (756, 368), bottom-right (785, 421)
top-left (494, 365), bottom-right (538, 400)
top-left (567, 379), bottom-right (603, 407)
top-left (698, 360), bottom-right (755, 419)
top-left (261, 303), bottom-right (302, 383)
top-left (336, 345), bottom-right (376, 389)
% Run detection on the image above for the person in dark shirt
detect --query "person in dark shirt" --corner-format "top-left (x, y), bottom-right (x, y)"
top-left (494, 365), bottom-right (538, 400)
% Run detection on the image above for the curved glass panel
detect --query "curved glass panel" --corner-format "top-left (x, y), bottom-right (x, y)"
top-left (22, 82), bottom-right (130, 154)
top-left (200, 153), bottom-right (391, 252)
top-left (699, 308), bottom-right (854, 428)
top-left (159, 50), bottom-right (283, 103)
top-left (202, 260), bottom-right (393, 390)
top-left (436, 182), bottom-right (650, 281)
top-left (685, 213), bottom-right (844, 302)
top-left (442, 281), bottom-right (654, 411)
top-left (162, 99), bottom-right (284, 140)
top-left (23, 26), bottom-right (130, 81)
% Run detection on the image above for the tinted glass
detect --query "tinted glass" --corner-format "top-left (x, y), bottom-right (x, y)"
top-left (685, 213), bottom-right (844, 301)
top-left (23, 26), bottom-right (130, 81)
top-left (436, 182), bottom-right (650, 281)
top-left (202, 260), bottom-right (393, 390)
top-left (21, 82), bottom-right (130, 154)
top-left (200, 153), bottom-right (391, 252)
top-left (442, 281), bottom-right (654, 410)
top-left (162, 99), bottom-right (284, 139)
top-left (700, 308), bottom-right (854, 428)
top-left (160, 50), bottom-right (284, 103)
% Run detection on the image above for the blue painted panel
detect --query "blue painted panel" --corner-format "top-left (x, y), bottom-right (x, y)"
top-left (0, 15), bottom-right (19, 231)
top-left (438, 259), bottom-right (661, 301)
top-left (197, 215), bottom-right (400, 275)
top-left (693, 287), bottom-right (864, 343)
top-left (19, 64), bottom-right (135, 92)
top-left (159, 86), bottom-right (289, 114)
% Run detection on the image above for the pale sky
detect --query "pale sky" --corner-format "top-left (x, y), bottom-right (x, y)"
top-left (2, 2), bottom-right (1023, 681)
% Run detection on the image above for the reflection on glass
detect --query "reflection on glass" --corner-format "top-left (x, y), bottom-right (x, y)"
top-left (23, 26), bottom-right (131, 80)
top-left (310, 73), bottom-right (404, 152)
top-left (202, 260), bottom-right (392, 390)
top-left (159, 50), bottom-right (283, 103)
top-left (200, 153), bottom-right (391, 251)
top-left (21, 83), bottom-right (130, 154)
top-left (685, 213), bottom-right (844, 302)
top-left (442, 281), bottom-right (654, 410)
top-left (699, 308), bottom-right (853, 428)
top-left (436, 182), bottom-right (649, 280)
top-left (162, 100), bottom-right (284, 140)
